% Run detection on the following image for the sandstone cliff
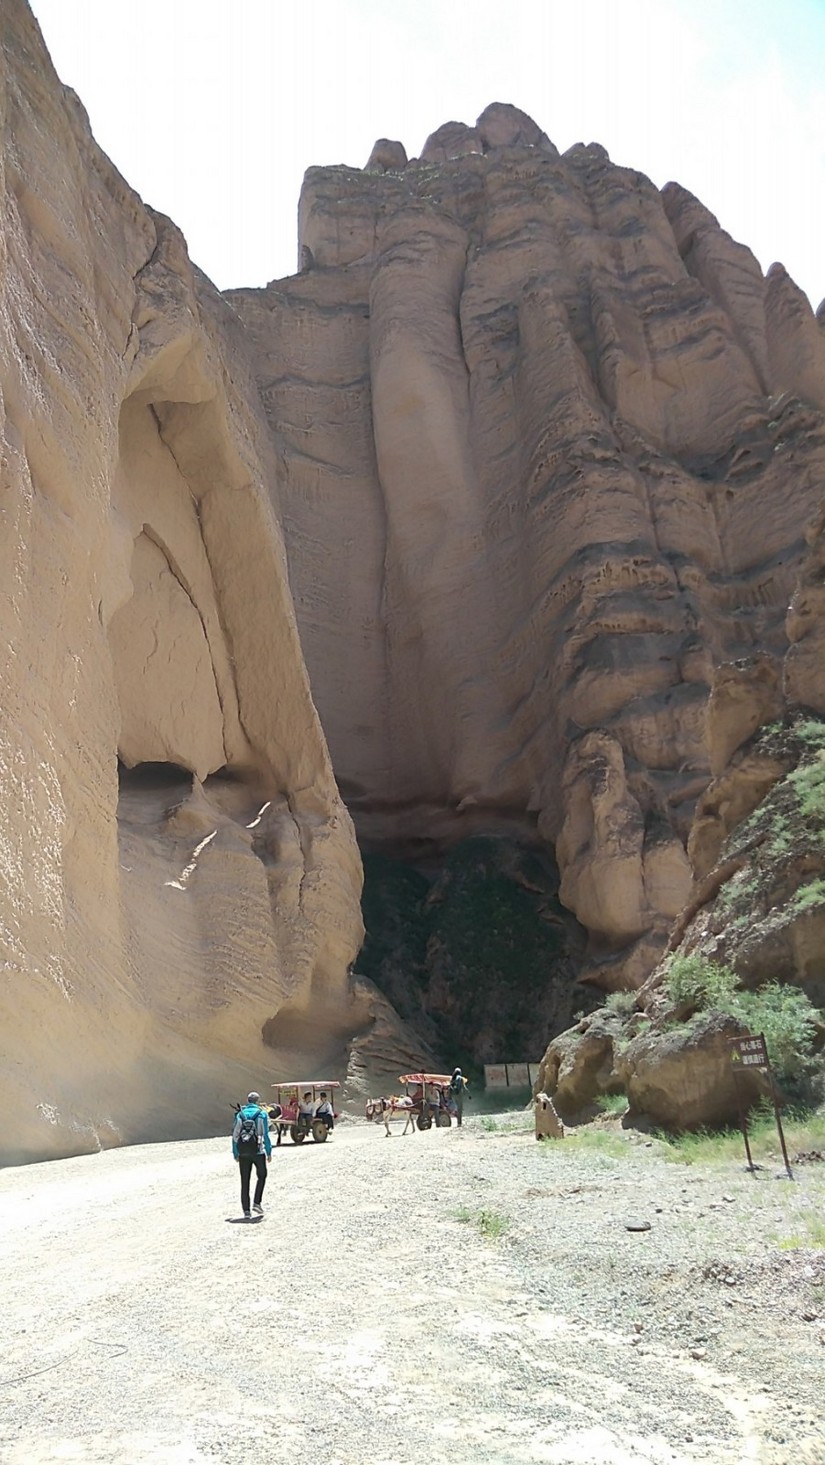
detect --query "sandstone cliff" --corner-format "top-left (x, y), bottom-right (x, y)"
top-left (6, 19), bottom-right (825, 1152)
top-left (229, 103), bottom-right (825, 1001)
top-left (0, 2), bottom-right (368, 1164)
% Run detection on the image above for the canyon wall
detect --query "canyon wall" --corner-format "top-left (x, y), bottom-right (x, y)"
top-left (5, 1), bottom-right (825, 1156)
top-left (229, 103), bottom-right (825, 996)
top-left (0, 2), bottom-right (367, 1164)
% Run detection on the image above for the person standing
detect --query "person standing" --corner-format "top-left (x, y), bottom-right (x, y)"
top-left (232, 1091), bottom-right (271, 1219)
top-left (449, 1068), bottom-right (469, 1126)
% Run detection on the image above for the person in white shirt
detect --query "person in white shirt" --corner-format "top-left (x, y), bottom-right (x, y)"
top-left (316, 1091), bottom-right (334, 1131)
top-left (297, 1091), bottom-right (316, 1118)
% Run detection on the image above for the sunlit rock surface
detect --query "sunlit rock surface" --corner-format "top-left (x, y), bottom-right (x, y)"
top-left (228, 105), bottom-right (825, 993)
top-left (0, 2), bottom-right (366, 1164)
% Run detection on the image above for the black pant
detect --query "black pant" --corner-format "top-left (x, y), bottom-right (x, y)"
top-left (238, 1154), bottom-right (267, 1212)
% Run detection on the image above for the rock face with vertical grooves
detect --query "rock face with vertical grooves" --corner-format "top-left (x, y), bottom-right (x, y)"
top-left (5, 13), bottom-right (825, 1158)
top-left (227, 103), bottom-right (825, 992)
top-left (0, 1), bottom-right (371, 1165)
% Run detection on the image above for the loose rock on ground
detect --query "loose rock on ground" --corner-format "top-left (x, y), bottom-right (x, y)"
top-left (1, 1114), bottom-right (823, 1464)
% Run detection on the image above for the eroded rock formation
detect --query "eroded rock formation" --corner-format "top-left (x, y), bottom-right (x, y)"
top-left (6, 13), bottom-right (825, 1152)
top-left (0, 2), bottom-right (371, 1164)
top-left (228, 102), bottom-right (825, 1000)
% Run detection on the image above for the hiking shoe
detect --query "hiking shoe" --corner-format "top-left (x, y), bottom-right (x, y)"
top-left (252, 1202), bottom-right (263, 1215)
top-left (243, 1210), bottom-right (251, 1219)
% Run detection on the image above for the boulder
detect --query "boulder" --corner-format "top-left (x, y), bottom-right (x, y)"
top-left (620, 1012), bottom-right (769, 1130)
top-left (537, 1012), bottom-right (623, 1117)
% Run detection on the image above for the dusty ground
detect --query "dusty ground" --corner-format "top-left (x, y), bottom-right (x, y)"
top-left (1, 1114), bottom-right (824, 1465)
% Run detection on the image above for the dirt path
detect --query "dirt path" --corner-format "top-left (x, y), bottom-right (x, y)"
top-left (1, 1118), bottom-right (824, 1465)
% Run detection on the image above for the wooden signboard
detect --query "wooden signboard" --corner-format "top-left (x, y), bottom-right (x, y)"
top-left (729, 1031), bottom-right (792, 1179)
top-left (730, 1034), bottom-right (770, 1070)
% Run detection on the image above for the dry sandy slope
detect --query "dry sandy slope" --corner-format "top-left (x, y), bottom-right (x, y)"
top-left (0, 1121), bottom-right (823, 1465)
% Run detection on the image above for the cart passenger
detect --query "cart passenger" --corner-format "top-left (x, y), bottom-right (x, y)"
top-left (316, 1091), bottom-right (334, 1130)
top-left (298, 1091), bottom-right (316, 1118)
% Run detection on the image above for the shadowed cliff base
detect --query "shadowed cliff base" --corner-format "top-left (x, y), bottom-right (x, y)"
top-left (357, 836), bottom-right (597, 1068)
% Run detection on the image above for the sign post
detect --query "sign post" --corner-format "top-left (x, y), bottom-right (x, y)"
top-left (729, 1033), bottom-right (793, 1180)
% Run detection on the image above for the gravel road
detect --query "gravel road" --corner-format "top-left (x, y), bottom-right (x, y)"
top-left (1, 1115), bottom-right (824, 1465)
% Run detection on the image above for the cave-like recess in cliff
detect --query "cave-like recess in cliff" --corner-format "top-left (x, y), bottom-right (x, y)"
top-left (357, 835), bottom-right (597, 1067)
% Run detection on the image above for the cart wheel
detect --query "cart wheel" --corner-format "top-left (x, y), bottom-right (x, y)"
top-left (436, 1110), bottom-right (452, 1127)
top-left (417, 1112), bottom-right (432, 1131)
top-left (290, 1124), bottom-right (306, 1144)
top-left (311, 1119), bottom-right (329, 1143)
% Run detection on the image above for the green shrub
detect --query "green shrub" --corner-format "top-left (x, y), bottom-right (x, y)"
top-left (791, 879), bottom-right (825, 913)
top-left (665, 955), bottom-right (738, 1008)
top-left (732, 983), bottom-right (818, 1082)
top-left (605, 990), bottom-right (637, 1015)
top-left (789, 752), bottom-right (825, 822)
top-left (665, 958), bottom-right (820, 1086)
top-left (795, 719), bottom-right (825, 748)
top-left (595, 1092), bottom-right (628, 1115)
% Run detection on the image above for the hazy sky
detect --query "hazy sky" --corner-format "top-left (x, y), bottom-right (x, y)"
top-left (29, 0), bottom-right (825, 305)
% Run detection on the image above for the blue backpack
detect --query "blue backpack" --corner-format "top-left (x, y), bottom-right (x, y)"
top-left (236, 1108), bottom-right (262, 1157)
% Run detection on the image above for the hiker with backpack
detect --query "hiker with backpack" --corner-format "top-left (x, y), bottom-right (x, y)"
top-left (232, 1092), bottom-right (272, 1219)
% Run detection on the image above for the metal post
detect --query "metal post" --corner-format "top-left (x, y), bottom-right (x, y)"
top-left (732, 1063), bottom-right (756, 1172)
top-left (764, 1037), bottom-right (794, 1181)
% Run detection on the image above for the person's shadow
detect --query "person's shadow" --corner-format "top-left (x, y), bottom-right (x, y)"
top-left (225, 1215), bottom-right (264, 1224)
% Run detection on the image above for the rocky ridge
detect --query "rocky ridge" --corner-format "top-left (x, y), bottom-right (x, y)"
top-left (229, 103), bottom-right (825, 1008)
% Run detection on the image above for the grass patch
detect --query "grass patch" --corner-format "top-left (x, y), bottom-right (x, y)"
top-left (660, 1125), bottom-right (757, 1166)
top-left (477, 1208), bottom-right (509, 1239)
top-left (454, 1205), bottom-right (510, 1239)
top-left (563, 1129), bottom-right (631, 1159)
top-left (778, 1212), bottom-right (825, 1250)
top-left (659, 1106), bottom-right (825, 1166)
top-left (595, 1093), bottom-right (629, 1115)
